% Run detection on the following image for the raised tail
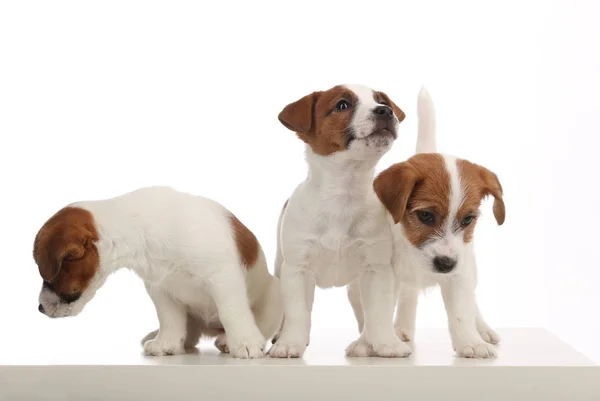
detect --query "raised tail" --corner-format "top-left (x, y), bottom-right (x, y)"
top-left (415, 86), bottom-right (437, 154)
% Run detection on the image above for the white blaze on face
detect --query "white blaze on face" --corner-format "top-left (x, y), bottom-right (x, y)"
top-left (427, 154), bottom-right (466, 265)
top-left (344, 84), bottom-right (379, 139)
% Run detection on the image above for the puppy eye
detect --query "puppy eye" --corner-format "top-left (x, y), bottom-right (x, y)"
top-left (379, 101), bottom-right (389, 106)
top-left (417, 211), bottom-right (435, 225)
top-left (335, 100), bottom-right (351, 111)
top-left (461, 216), bottom-right (475, 226)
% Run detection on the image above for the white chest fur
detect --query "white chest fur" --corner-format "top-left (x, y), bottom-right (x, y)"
top-left (281, 176), bottom-right (393, 288)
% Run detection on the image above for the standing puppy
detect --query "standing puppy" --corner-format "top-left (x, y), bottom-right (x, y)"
top-left (355, 88), bottom-right (504, 358)
top-left (34, 187), bottom-right (282, 359)
top-left (269, 84), bottom-right (411, 358)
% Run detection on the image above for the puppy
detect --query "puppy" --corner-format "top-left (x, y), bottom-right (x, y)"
top-left (350, 88), bottom-right (504, 358)
top-left (33, 186), bottom-right (282, 359)
top-left (269, 84), bottom-right (411, 358)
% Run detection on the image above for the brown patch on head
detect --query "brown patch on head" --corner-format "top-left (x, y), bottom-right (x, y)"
top-left (278, 85), bottom-right (358, 156)
top-left (229, 213), bottom-right (259, 269)
top-left (375, 154), bottom-right (506, 248)
top-left (33, 207), bottom-right (99, 301)
top-left (457, 159), bottom-right (505, 242)
top-left (375, 154), bottom-right (450, 248)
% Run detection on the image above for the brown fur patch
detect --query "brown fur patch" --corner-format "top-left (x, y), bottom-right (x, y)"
top-left (278, 86), bottom-right (356, 155)
top-left (278, 86), bottom-right (404, 156)
top-left (375, 154), bottom-right (505, 247)
top-left (457, 159), bottom-right (505, 238)
top-left (33, 207), bottom-right (99, 299)
top-left (375, 154), bottom-right (450, 248)
top-left (229, 213), bottom-right (259, 269)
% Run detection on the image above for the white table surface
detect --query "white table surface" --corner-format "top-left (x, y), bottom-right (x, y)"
top-left (1, 328), bottom-right (598, 400)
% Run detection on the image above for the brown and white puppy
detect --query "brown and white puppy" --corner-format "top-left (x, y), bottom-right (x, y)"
top-left (269, 84), bottom-right (411, 358)
top-left (348, 88), bottom-right (504, 358)
top-left (33, 186), bottom-right (282, 359)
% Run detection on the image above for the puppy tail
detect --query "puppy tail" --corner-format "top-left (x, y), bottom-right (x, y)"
top-left (416, 85), bottom-right (437, 154)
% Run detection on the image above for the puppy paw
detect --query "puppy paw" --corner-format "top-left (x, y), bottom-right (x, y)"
top-left (345, 337), bottom-right (371, 357)
top-left (228, 341), bottom-right (264, 359)
top-left (140, 329), bottom-right (158, 346)
top-left (268, 340), bottom-right (306, 358)
top-left (370, 337), bottom-right (412, 358)
top-left (346, 336), bottom-right (412, 358)
top-left (478, 328), bottom-right (500, 345)
top-left (143, 337), bottom-right (185, 356)
top-left (455, 342), bottom-right (497, 358)
top-left (214, 333), bottom-right (230, 354)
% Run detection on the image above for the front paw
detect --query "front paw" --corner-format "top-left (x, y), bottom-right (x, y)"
top-left (268, 339), bottom-right (307, 358)
top-left (455, 341), bottom-right (497, 358)
top-left (478, 327), bottom-right (500, 345)
top-left (143, 337), bottom-right (186, 356)
top-left (370, 337), bottom-right (412, 358)
top-left (346, 336), bottom-right (412, 358)
top-left (225, 334), bottom-right (265, 359)
top-left (345, 337), bottom-right (371, 357)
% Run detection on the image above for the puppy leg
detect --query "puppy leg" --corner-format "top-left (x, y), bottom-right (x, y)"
top-left (143, 286), bottom-right (187, 356)
top-left (271, 276), bottom-right (312, 346)
top-left (440, 278), bottom-right (496, 358)
top-left (184, 313), bottom-right (204, 349)
top-left (346, 268), bottom-right (411, 358)
top-left (252, 278), bottom-right (284, 342)
top-left (394, 285), bottom-right (418, 344)
top-left (141, 313), bottom-right (203, 349)
top-left (475, 303), bottom-right (500, 345)
top-left (347, 280), bottom-right (364, 334)
top-left (268, 264), bottom-right (314, 358)
top-left (271, 225), bottom-right (285, 344)
top-left (209, 267), bottom-right (265, 359)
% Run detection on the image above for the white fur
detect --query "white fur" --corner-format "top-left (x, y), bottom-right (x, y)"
top-left (269, 85), bottom-right (410, 358)
top-left (38, 187), bottom-right (283, 359)
top-left (348, 87), bottom-right (500, 358)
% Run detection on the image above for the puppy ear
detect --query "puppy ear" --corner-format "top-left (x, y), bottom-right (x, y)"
top-left (33, 228), bottom-right (89, 282)
top-left (377, 91), bottom-right (405, 122)
top-left (278, 91), bottom-right (321, 135)
top-left (478, 166), bottom-right (505, 225)
top-left (374, 162), bottom-right (418, 224)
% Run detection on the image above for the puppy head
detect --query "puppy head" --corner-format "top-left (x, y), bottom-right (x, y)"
top-left (278, 84), bottom-right (405, 161)
top-left (33, 207), bottom-right (102, 318)
top-left (374, 153), bottom-right (505, 274)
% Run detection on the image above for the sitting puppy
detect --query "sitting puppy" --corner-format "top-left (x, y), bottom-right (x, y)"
top-left (350, 88), bottom-right (504, 358)
top-left (269, 84), bottom-right (411, 358)
top-left (33, 187), bottom-right (282, 359)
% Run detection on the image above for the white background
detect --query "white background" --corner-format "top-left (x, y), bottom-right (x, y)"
top-left (0, 0), bottom-right (598, 362)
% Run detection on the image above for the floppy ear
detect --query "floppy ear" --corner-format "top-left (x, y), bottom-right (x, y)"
top-left (278, 91), bottom-right (320, 135)
top-left (33, 228), bottom-right (89, 282)
top-left (373, 162), bottom-right (418, 224)
top-left (478, 166), bottom-right (505, 225)
top-left (377, 91), bottom-right (405, 122)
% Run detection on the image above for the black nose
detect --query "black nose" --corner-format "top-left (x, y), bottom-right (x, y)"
top-left (38, 304), bottom-right (45, 314)
top-left (373, 105), bottom-right (393, 118)
top-left (433, 256), bottom-right (457, 273)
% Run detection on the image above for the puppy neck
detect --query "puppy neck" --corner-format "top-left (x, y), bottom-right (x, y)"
top-left (72, 199), bottom-right (150, 277)
top-left (304, 145), bottom-right (377, 193)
